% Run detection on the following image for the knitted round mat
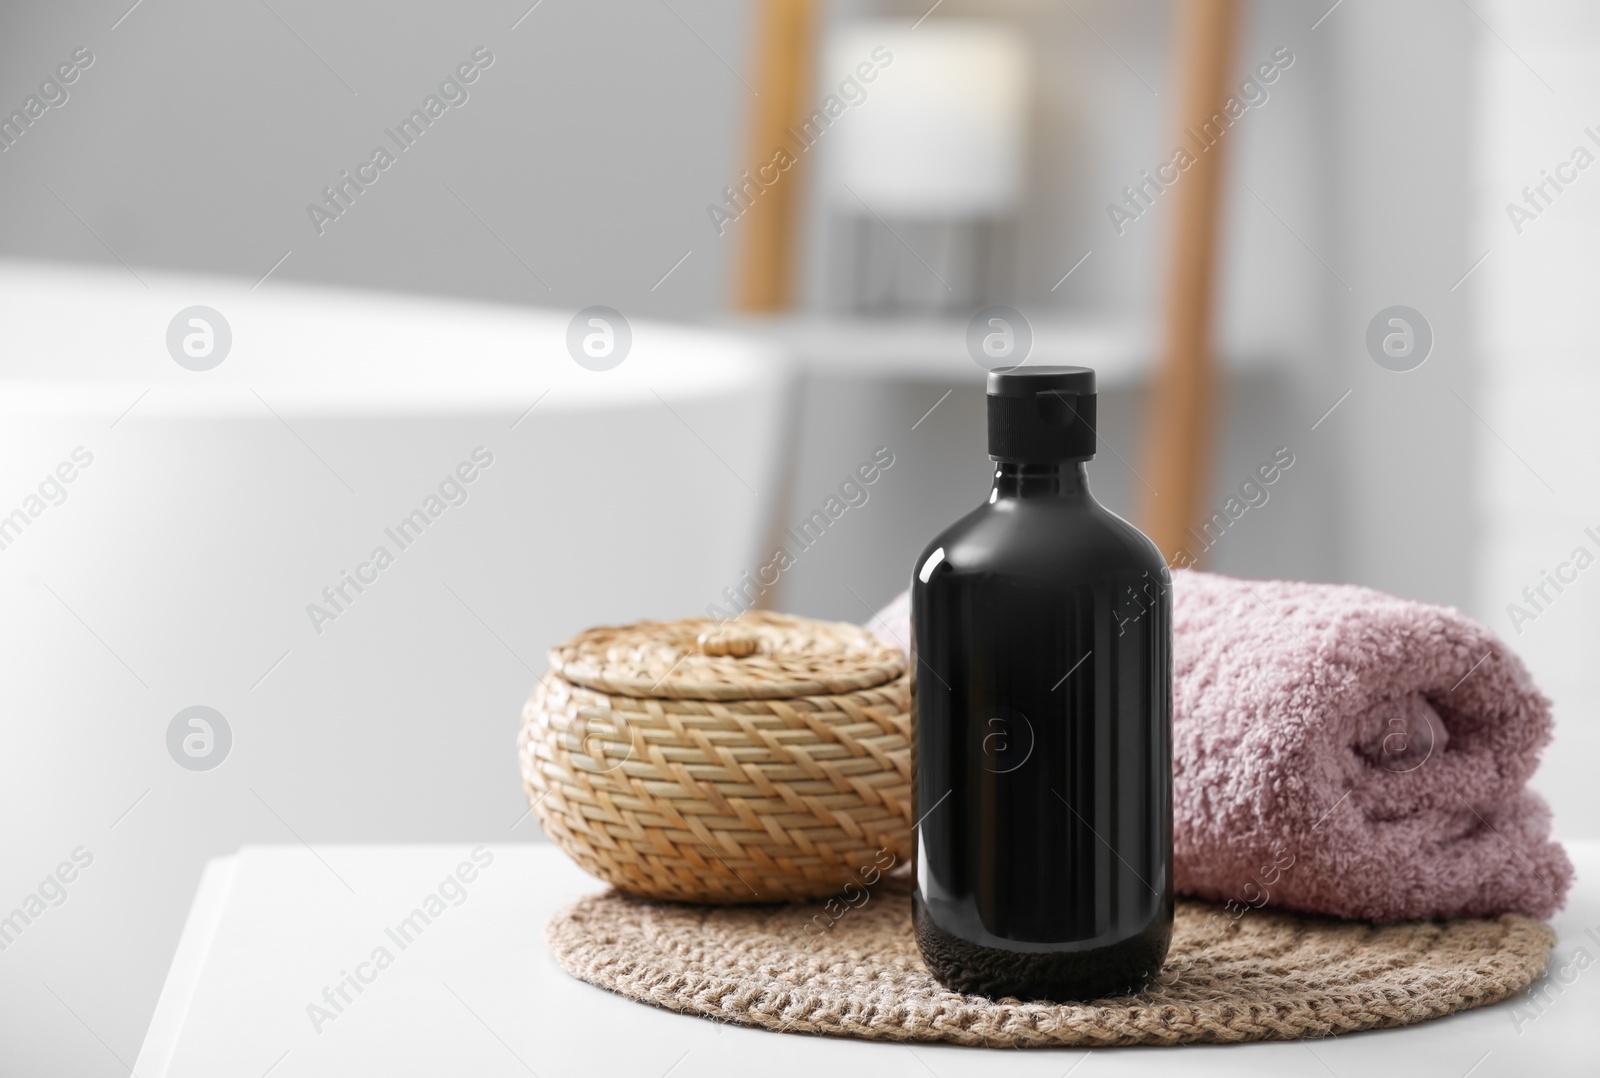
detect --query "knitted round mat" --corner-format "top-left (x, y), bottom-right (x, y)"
top-left (545, 878), bottom-right (1554, 1047)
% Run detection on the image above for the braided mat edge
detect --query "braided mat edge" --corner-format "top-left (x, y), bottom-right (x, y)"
top-left (544, 879), bottom-right (1553, 1047)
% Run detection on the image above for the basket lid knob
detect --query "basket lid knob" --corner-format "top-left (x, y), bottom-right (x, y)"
top-left (697, 627), bottom-right (760, 658)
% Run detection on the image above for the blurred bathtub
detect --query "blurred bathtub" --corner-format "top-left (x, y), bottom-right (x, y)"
top-left (0, 260), bottom-right (789, 1034)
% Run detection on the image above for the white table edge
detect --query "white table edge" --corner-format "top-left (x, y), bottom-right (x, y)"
top-left (134, 854), bottom-right (241, 1078)
top-left (133, 841), bottom-right (1597, 1076)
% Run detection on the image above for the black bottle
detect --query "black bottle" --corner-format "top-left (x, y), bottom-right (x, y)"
top-left (910, 365), bottom-right (1173, 1001)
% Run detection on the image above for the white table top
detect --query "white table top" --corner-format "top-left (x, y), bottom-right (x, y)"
top-left (137, 842), bottom-right (1598, 1077)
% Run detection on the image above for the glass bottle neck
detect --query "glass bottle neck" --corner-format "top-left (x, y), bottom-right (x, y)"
top-left (990, 460), bottom-right (1093, 501)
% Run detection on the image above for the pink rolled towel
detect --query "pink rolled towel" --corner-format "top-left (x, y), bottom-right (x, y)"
top-left (868, 571), bottom-right (1572, 922)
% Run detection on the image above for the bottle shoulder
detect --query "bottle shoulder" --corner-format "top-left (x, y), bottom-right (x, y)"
top-left (915, 496), bottom-right (1167, 585)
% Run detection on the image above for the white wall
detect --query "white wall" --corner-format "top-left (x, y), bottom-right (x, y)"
top-left (0, 0), bottom-right (753, 318)
top-left (1471, 0), bottom-right (1600, 841)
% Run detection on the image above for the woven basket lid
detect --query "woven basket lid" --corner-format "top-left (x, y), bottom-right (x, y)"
top-left (547, 611), bottom-right (906, 701)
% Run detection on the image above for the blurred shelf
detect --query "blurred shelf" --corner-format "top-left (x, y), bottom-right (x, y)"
top-left (719, 314), bottom-right (1281, 388)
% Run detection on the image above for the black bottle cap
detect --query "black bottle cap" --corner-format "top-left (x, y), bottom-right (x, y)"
top-left (986, 366), bottom-right (1096, 461)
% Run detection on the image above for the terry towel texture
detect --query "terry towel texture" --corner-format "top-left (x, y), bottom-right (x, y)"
top-left (869, 571), bottom-right (1572, 921)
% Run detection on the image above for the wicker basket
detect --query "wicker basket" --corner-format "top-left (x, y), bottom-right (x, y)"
top-left (519, 611), bottom-right (913, 903)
